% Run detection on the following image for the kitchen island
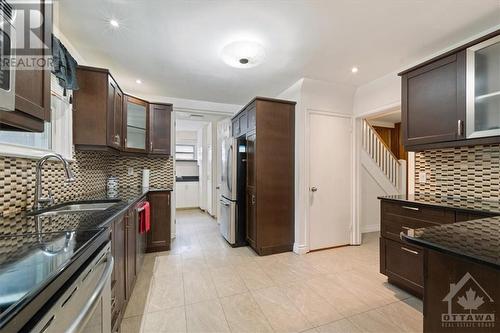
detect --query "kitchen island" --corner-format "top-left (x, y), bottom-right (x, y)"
top-left (402, 218), bottom-right (500, 333)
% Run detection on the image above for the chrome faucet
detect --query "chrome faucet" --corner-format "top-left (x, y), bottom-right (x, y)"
top-left (33, 153), bottom-right (76, 210)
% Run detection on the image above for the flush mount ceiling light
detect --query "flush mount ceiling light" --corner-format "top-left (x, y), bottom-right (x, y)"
top-left (351, 66), bottom-right (359, 73)
top-left (221, 41), bottom-right (265, 68)
top-left (136, 79), bottom-right (142, 84)
top-left (109, 19), bottom-right (119, 28)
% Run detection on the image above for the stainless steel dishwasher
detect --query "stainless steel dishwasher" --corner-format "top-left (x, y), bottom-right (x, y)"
top-left (30, 242), bottom-right (113, 333)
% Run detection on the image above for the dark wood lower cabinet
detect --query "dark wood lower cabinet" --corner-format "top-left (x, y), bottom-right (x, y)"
top-left (146, 191), bottom-right (172, 252)
top-left (125, 208), bottom-right (137, 299)
top-left (111, 215), bottom-right (126, 331)
top-left (423, 249), bottom-right (499, 333)
top-left (380, 199), bottom-right (500, 299)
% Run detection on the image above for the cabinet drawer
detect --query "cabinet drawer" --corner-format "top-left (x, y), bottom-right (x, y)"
top-left (381, 238), bottom-right (423, 295)
top-left (382, 201), bottom-right (455, 224)
top-left (381, 216), bottom-right (439, 242)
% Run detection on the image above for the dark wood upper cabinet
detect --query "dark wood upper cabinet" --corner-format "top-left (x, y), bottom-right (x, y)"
top-left (73, 68), bottom-right (171, 156)
top-left (73, 66), bottom-right (124, 151)
top-left (0, 0), bottom-right (52, 132)
top-left (402, 52), bottom-right (466, 148)
top-left (146, 191), bottom-right (171, 253)
top-left (108, 78), bottom-right (123, 150)
top-left (149, 103), bottom-right (172, 155)
top-left (123, 95), bottom-right (149, 153)
top-left (400, 29), bottom-right (500, 151)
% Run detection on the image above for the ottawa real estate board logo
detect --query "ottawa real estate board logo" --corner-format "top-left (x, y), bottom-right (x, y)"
top-left (442, 272), bottom-right (495, 329)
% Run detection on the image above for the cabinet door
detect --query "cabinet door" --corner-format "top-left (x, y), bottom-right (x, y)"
top-left (149, 103), bottom-right (172, 155)
top-left (125, 211), bottom-right (137, 299)
top-left (107, 77), bottom-right (123, 149)
top-left (402, 52), bottom-right (466, 147)
top-left (232, 118), bottom-right (240, 137)
top-left (147, 191), bottom-right (171, 252)
top-left (14, 0), bottom-right (52, 122)
top-left (246, 132), bottom-right (257, 249)
top-left (111, 216), bottom-right (126, 324)
top-left (123, 95), bottom-right (148, 153)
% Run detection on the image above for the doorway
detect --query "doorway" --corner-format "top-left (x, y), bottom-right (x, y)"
top-left (308, 111), bottom-right (353, 251)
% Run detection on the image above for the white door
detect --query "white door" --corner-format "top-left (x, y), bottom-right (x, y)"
top-left (309, 112), bottom-right (352, 250)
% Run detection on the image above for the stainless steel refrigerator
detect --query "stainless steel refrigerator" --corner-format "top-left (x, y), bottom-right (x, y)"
top-left (219, 137), bottom-right (246, 246)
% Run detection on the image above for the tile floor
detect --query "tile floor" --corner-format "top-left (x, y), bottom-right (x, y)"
top-left (121, 209), bottom-right (423, 333)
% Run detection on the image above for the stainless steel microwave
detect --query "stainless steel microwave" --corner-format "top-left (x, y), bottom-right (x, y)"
top-left (0, 0), bottom-right (15, 111)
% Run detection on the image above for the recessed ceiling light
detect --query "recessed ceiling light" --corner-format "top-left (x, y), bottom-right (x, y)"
top-left (221, 41), bottom-right (265, 68)
top-left (109, 19), bottom-right (119, 28)
top-left (136, 79), bottom-right (142, 84)
top-left (351, 66), bottom-right (359, 73)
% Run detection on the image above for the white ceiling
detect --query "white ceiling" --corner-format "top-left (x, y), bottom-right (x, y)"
top-left (59, 0), bottom-right (500, 105)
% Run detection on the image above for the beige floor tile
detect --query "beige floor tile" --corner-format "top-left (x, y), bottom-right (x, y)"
top-left (120, 315), bottom-right (143, 333)
top-left (210, 266), bottom-right (249, 297)
top-left (252, 286), bottom-right (312, 333)
top-left (143, 306), bottom-right (187, 333)
top-left (185, 300), bottom-right (230, 333)
top-left (377, 300), bottom-right (423, 332)
top-left (220, 292), bottom-right (273, 333)
top-left (147, 275), bottom-right (185, 312)
top-left (348, 307), bottom-right (404, 333)
top-left (316, 319), bottom-right (361, 333)
top-left (282, 282), bottom-right (343, 327)
top-left (236, 262), bottom-right (275, 291)
top-left (124, 272), bottom-right (152, 317)
top-left (305, 276), bottom-right (372, 317)
top-left (183, 269), bottom-right (218, 304)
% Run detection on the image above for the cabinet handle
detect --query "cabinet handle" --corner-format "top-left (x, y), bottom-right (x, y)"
top-left (168, 194), bottom-right (170, 206)
top-left (401, 226), bottom-right (412, 230)
top-left (401, 247), bottom-right (419, 255)
top-left (251, 194), bottom-right (256, 205)
top-left (150, 142), bottom-right (153, 151)
top-left (457, 120), bottom-right (464, 137)
top-left (402, 206), bottom-right (419, 211)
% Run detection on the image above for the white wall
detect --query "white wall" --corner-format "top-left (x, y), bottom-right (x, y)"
top-left (360, 166), bottom-right (389, 233)
top-left (278, 78), bottom-right (356, 254)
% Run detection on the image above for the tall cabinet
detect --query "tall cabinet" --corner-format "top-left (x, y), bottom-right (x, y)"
top-left (232, 97), bottom-right (295, 256)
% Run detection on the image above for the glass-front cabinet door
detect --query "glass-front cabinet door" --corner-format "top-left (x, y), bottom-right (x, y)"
top-left (123, 95), bottom-right (148, 152)
top-left (466, 35), bottom-right (500, 139)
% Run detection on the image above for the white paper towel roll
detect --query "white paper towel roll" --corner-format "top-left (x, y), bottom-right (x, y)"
top-left (142, 169), bottom-right (150, 189)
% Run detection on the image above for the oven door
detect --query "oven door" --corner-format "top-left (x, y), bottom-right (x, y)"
top-left (31, 243), bottom-right (113, 333)
top-left (0, 13), bottom-right (16, 111)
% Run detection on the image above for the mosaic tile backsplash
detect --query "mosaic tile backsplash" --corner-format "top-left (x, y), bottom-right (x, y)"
top-left (0, 151), bottom-right (174, 217)
top-left (414, 145), bottom-right (500, 201)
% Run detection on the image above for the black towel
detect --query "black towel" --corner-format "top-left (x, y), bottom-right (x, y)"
top-left (51, 35), bottom-right (79, 91)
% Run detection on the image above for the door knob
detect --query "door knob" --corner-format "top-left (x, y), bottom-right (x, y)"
top-left (311, 187), bottom-right (318, 192)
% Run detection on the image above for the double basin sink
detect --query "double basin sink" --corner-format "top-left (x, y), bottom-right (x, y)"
top-left (28, 201), bottom-right (119, 217)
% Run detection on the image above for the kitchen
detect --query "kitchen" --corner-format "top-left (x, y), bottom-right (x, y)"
top-left (0, 1), bottom-right (499, 333)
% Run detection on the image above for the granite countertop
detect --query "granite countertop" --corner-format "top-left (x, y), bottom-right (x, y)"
top-left (0, 187), bottom-right (173, 237)
top-left (378, 193), bottom-right (500, 215)
top-left (402, 217), bottom-right (500, 269)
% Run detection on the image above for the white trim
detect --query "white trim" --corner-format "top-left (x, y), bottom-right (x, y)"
top-left (293, 242), bottom-right (309, 255)
top-left (0, 142), bottom-right (55, 160)
top-left (171, 111), bottom-right (177, 239)
top-left (361, 224), bottom-right (380, 233)
top-left (305, 109), bottom-right (356, 251)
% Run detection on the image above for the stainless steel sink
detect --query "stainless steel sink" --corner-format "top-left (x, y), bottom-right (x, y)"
top-left (30, 202), bottom-right (118, 217)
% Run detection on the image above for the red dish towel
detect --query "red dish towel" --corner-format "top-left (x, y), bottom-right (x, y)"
top-left (139, 201), bottom-right (151, 234)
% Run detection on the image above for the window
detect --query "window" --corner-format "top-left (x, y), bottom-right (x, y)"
top-left (0, 75), bottom-right (73, 160)
top-left (176, 144), bottom-right (196, 160)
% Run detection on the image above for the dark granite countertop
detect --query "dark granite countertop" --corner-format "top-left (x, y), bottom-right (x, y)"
top-left (402, 217), bottom-right (500, 269)
top-left (378, 193), bottom-right (500, 215)
top-left (0, 187), bottom-right (172, 236)
top-left (0, 186), bottom-right (172, 329)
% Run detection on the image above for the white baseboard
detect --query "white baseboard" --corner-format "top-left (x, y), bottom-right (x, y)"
top-left (361, 224), bottom-right (380, 233)
top-left (293, 243), bottom-right (309, 255)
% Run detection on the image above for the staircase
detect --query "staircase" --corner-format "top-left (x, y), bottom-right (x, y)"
top-left (361, 119), bottom-right (406, 194)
